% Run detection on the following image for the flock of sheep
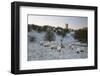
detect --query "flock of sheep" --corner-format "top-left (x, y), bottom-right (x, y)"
top-left (40, 41), bottom-right (63, 52)
top-left (39, 41), bottom-right (86, 54)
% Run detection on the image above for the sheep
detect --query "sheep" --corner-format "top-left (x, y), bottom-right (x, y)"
top-left (76, 48), bottom-right (80, 54)
top-left (39, 41), bottom-right (64, 52)
top-left (39, 41), bottom-right (46, 46)
top-left (48, 43), bottom-right (62, 52)
top-left (57, 45), bottom-right (62, 52)
top-left (50, 44), bottom-right (57, 50)
top-left (43, 42), bottom-right (50, 47)
top-left (76, 47), bottom-right (85, 54)
top-left (69, 44), bottom-right (74, 50)
top-left (39, 41), bottom-right (50, 47)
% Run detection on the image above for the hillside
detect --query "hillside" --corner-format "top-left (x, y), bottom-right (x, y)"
top-left (28, 24), bottom-right (88, 61)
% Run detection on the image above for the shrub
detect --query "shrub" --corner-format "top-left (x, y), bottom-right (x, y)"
top-left (42, 25), bottom-right (49, 31)
top-left (37, 27), bottom-right (43, 33)
top-left (28, 36), bottom-right (36, 42)
top-left (44, 30), bottom-right (55, 41)
top-left (64, 29), bottom-right (69, 33)
top-left (74, 27), bottom-right (88, 43)
top-left (56, 27), bottom-right (68, 38)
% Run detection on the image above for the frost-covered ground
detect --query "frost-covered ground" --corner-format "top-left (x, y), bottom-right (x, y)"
top-left (28, 30), bottom-right (88, 61)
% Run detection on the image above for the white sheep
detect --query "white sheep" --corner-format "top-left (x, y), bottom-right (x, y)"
top-left (50, 44), bottom-right (57, 49)
top-left (76, 47), bottom-right (85, 54)
top-left (69, 44), bottom-right (74, 50)
top-left (57, 44), bottom-right (62, 52)
top-left (43, 42), bottom-right (50, 47)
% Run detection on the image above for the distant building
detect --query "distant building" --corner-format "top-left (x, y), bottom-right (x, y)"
top-left (65, 24), bottom-right (68, 29)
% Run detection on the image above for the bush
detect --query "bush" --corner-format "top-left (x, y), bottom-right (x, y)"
top-left (37, 27), bottom-right (43, 33)
top-left (42, 26), bottom-right (48, 31)
top-left (56, 27), bottom-right (68, 38)
top-left (64, 29), bottom-right (69, 33)
top-left (44, 30), bottom-right (55, 41)
top-left (28, 36), bottom-right (36, 42)
top-left (74, 27), bottom-right (88, 43)
top-left (57, 31), bottom-right (66, 38)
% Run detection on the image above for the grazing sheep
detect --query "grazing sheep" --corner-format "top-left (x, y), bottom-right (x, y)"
top-left (57, 45), bottom-right (62, 52)
top-left (40, 41), bottom-right (50, 47)
top-left (76, 48), bottom-right (81, 54)
top-left (69, 44), bottom-right (74, 50)
top-left (43, 42), bottom-right (50, 47)
top-left (76, 47), bottom-right (85, 54)
top-left (39, 41), bottom-right (64, 53)
top-left (39, 41), bottom-right (46, 46)
top-left (50, 45), bottom-right (57, 50)
top-left (61, 43), bottom-right (65, 48)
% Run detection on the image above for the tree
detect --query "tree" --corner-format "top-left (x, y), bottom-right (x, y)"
top-left (44, 28), bottom-right (55, 41)
top-left (74, 27), bottom-right (88, 43)
top-left (56, 27), bottom-right (67, 38)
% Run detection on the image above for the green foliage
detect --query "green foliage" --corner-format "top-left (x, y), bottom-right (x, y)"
top-left (74, 27), bottom-right (88, 43)
top-left (44, 30), bottom-right (55, 41)
top-left (29, 36), bottom-right (36, 42)
top-left (56, 27), bottom-right (68, 38)
top-left (64, 29), bottom-right (70, 33)
top-left (28, 24), bottom-right (69, 38)
top-left (42, 25), bottom-right (49, 31)
top-left (37, 27), bottom-right (43, 33)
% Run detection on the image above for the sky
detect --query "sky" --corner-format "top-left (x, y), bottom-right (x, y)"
top-left (28, 14), bottom-right (88, 30)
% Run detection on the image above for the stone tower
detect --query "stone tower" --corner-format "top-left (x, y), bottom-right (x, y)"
top-left (65, 24), bottom-right (68, 29)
